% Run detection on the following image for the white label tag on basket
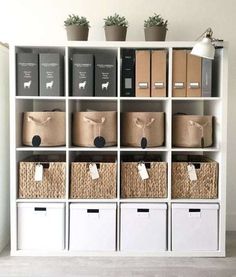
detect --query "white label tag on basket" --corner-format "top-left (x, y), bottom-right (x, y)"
top-left (138, 163), bottom-right (149, 180)
top-left (34, 164), bottom-right (43, 182)
top-left (89, 163), bottom-right (99, 180)
top-left (187, 164), bottom-right (197, 181)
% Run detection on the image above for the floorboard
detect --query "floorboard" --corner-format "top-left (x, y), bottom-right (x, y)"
top-left (0, 232), bottom-right (235, 277)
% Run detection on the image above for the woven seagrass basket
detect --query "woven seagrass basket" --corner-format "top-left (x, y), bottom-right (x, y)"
top-left (172, 155), bottom-right (218, 199)
top-left (19, 155), bottom-right (66, 199)
top-left (70, 156), bottom-right (117, 199)
top-left (121, 159), bottom-right (167, 198)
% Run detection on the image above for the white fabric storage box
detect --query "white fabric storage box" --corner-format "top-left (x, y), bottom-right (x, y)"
top-left (70, 203), bottom-right (116, 251)
top-left (120, 203), bottom-right (167, 252)
top-left (172, 203), bottom-right (219, 251)
top-left (17, 203), bottom-right (65, 251)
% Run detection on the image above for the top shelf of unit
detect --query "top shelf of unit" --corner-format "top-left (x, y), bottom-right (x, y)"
top-left (12, 41), bottom-right (227, 49)
top-left (121, 97), bottom-right (222, 101)
top-left (15, 96), bottom-right (66, 101)
top-left (68, 97), bottom-right (117, 101)
top-left (15, 96), bottom-right (118, 101)
top-left (15, 96), bottom-right (222, 101)
top-left (120, 97), bottom-right (168, 101)
top-left (171, 97), bottom-right (222, 101)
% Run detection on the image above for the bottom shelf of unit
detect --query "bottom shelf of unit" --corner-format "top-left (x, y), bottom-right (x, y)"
top-left (16, 199), bottom-right (119, 203)
top-left (10, 249), bottom-right (226, 257)
top-left (171, 199), bottom-right (220, 203)
top-left (119, 198), bottom-right (169, 203)
top-left (69, 199), bottom-right (118, 203)
top-left (15, 199), bottom-right (221, 203)
top-left (16, 199), bottom-right (67, 203)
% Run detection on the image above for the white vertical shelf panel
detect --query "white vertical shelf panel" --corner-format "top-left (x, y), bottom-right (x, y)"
top-left (117, 47), bottom-right (121, 251)
top-left (10, 45), bottom-right (17, 253)
top-left (218, 44), bottom-right (228, 255)
top-left (65, 46), bottom-right (70, 251)
top-left (167, 47), bottom-right (173, 251)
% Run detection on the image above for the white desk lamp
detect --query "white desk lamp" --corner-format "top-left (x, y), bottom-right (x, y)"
top-left (191, 28), bottom-right (222, 60)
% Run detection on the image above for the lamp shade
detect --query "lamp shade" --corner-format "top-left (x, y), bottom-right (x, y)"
top-left (191, 37), bottom-right (215, 60)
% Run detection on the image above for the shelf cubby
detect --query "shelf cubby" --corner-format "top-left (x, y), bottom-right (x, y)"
top-left (15, 99), bottom-right (66, 148)
top-left (15, 46), bottom-right (66, 97)
top-left (68, 46), bottom-right (118, 97)
top-left (172, 99), bottom-right (222, 149)
top-left (120, 99), bottom-right (170, 149)
top-left (68, 150), bottom-right (118, 201)
top-left (68, 99), bottom-right (118, 148)
top-left (15, 150), bottom-right (67, 202)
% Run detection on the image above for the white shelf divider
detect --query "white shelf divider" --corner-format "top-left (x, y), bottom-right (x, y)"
top-left (167, 46), bottom-right (173, 252)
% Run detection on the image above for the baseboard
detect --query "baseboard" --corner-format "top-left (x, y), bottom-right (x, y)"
top-left (227, 213), bottom-right (236, 231)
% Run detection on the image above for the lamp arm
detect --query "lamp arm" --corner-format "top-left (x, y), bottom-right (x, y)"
top-left (195, 27), bottom-right (213, 41)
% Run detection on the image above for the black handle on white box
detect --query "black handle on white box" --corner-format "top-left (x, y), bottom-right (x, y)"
top-left (34, 207), bottom-right (47, 212)
top-left (189, 209), bottom-right (201, 213)
top-left (137, 208), bottom-right (149, 213)
top-left (87, 209), bottom-right (99, 213)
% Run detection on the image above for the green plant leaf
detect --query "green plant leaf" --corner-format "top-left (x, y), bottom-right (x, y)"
top-left (64, 14), bottom-right (90, 27)
top-left (144, 13), bottom-right (168, 29)
top-left (104, 13), bottom-right (128, 27)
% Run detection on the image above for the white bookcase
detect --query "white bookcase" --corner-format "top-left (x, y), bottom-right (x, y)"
top-left (10, 41), bottom-right (228, 256)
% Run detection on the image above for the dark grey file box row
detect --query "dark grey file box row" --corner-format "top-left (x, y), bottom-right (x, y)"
top-left (72, 53), bottom-right (117, 97)
top-left (17, 53), bottom-right (64, 97)
top-left (202, 58), bottom-right (212, 97)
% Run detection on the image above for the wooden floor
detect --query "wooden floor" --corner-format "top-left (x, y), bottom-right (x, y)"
top-left (0, 232), bottom-right (236, 277)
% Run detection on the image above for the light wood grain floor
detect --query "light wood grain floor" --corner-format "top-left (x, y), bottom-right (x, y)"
top-left (0, 232), bottom-right (236, 277)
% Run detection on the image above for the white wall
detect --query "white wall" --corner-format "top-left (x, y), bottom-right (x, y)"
top-left (0, 0), bottom-right (235, 230)
top-left (0, 44), bottom-right (9, 252)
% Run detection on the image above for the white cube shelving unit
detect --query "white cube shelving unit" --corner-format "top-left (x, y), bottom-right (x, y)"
top-left (10, 41), bottom-right (228, 256)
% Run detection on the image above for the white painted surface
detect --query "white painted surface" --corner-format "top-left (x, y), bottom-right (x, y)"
top-left (17, 203), bottom-right (65, 250)
top-left (172, 204), bottom-right (219, 251)
top-left (120, 203), bottom-right (167, 252)
top-left (0, 45), bottom-right (9, 253)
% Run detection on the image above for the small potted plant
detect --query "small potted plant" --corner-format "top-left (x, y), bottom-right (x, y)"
top-left (64, 14), bottom-right (90, 41)
top-left (104, 13), bottom-right (128, 41)
top-left (144, 13), bottom-right (168, 41)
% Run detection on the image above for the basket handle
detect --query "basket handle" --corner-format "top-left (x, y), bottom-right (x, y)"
top-left (83, 116), bottom-right (106, 126)
top-left (83, 116), bottom-right (106, 139)
top-left (134, 117), bottom-right (155, 137)
top-left (188, 120), bottom-right (210, 147)
top-left (28, 116), bottom-right (51, 125)
top-left (134, 117), bottom-right (155, 128)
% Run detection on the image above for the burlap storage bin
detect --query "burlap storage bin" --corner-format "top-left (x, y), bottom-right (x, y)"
top-left (22, 111), bottom-right (66, 147)
top-left (172, 155), bottom-right (218, 199)
top-left (172, 115), bottom-right (213, 148)
top-left (73, 111), bottom-right (117, 147)
top-left (70, 155), bottom-right (116, 199)
top-left (19, 155), bottom-right (66, 199)
top-left (121, 112), bottom-right (165, 148)
top-left (121, 156), bottom-right (167, 198)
